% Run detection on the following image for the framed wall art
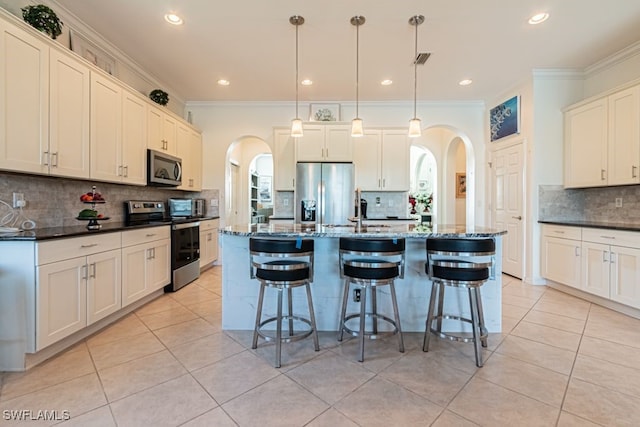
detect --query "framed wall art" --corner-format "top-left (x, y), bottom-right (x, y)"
top-left (69, 29), bottom-right (117, 76)
top-left (490, 95), bottom-right (520, 141)
top-left (309, 103), bottom-right (341, 121)
top-left (456, 173), bottom-right (466, 198)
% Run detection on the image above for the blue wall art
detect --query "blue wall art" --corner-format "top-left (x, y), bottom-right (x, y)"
top-left (490, 95), bottom-right (520, 141)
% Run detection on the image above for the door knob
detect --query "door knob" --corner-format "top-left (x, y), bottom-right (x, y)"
top-left (512, 215), bottom-right (522, 220)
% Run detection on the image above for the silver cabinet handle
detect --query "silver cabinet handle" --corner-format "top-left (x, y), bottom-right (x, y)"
top-left (124, 165), bottom-right (128, 177)
top-left (601, 169), bottom-right (606, 181)
top-left (42, 151), bottom-right (49, 166)
top-left (146, 233), bottom-right (156, 237)
top-left (603, 251), bottom-right (608, 262)
top-left (383, 178), bottom-right (386, 187)
top-left (51, 152), bottom-right (58, 167)
top-left (610, 252), bottom-right (616, 264)
top-left (575, 246), bottom-right (580, 257)
top-left (378, 179), bottom-right (381, 188)
top-left (80, 244), bottom-right (98, 248)
top-left (633, 166), bottom-right (638, 178)
top-left (89, 263), bottom-right (96, 278)
top-left (326, 148), bottom-right (329, 158)
top-left (208, 232), bottom-right (212, 241)
top-left (81, 264), bottom-right (88, 280)
top-left (512, 216), bottom-right (522, 220)
top-left (118, 165), bottom-right (123, 176)
top-left (600, 235), bottom-right (615, 240)
top-left (553, 230), bottom-right (565, 234)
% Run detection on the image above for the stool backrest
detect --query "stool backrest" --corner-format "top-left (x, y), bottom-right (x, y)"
top-left (426, 238), bottom-right (495, 278)
top-left (250, 238), bottom-right (314, 280)
top-left (339, 237), bottom-right (406, 278)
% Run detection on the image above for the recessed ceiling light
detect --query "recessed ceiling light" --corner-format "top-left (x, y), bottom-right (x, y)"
top-left (301, 79), bottom-right (313, 86)
top-left (381, 79), bottom-right (393, 86)
top-left (217, 79), bottom-right (230, 86)
top-left (459, 79), bottom-right (473, 86)
top-left (528, 12), bottom-right (549, 25)
top-left (164, 13), bottom-right (183, 25)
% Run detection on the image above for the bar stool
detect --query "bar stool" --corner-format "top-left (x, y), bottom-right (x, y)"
top-left (250, 238), bottom-right (319, 368)
top-left (338, 237), bottom-right (405, 362)
top-left (423, 238), bottom-right (495, 367)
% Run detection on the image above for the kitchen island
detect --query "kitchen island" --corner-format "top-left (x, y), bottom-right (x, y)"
top-left (221, 223), bottom-right (506, 332)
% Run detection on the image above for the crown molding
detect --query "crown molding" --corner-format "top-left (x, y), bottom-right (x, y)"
top-left (584, 39), bottom-right (640, 77)
top-left (532, 68), bottom-right (585, 80)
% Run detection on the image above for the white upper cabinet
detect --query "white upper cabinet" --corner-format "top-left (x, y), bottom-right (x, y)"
top-left (296, 124), bottom-right (352, 162)
top-left (90, 71), bottom-right (122, 182)
top-left (177, 124), bottom-right (202, 191)
top-left (352, 129), bottom-right (409, 191)
top-left (121, 90), bottom-right (148, 185)
top-left (148, 104), bottom-right (178, 155)
top-left (607, 86), bottom-right (640, 186)
top-left (0, 19), bottom-right (49, 174)
top-left (564, 83), bottom-right (640, 188)
top-left (274, 128), bottom-right (296, 191)
top-left (49, 48), bottom-right (90, 179)
top-left (564, 98), bottom-right (608, 188)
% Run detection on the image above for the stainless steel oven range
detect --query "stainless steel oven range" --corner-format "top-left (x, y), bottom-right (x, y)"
top-left (124, 200), bottom-right (200, 292)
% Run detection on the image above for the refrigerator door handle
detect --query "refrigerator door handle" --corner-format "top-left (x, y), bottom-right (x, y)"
top-left (319, 181), bottom-right (325, 224)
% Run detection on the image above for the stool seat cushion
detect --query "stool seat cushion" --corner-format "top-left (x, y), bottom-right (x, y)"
top-left (344, 259), bottom-right (399, 280)
top-left (250, 238), bottom-right (314, 254)
top-left (256, 260), bottom-right (310, 282)
top-left (427, 238), bottom-right (495, 254)
top-left (428, 264), bottom-right (489, 282)
top-left (340, 238), bottom-right (405, 253)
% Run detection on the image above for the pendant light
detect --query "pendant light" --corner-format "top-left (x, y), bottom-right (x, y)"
top-left (290, 15), bottom-right (304, 137)
top-left (350, 16), bottom-right (365, 137)
top-left (408, 15), bottom-right (424, 138)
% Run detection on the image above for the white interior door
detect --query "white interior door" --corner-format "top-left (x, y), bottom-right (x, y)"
top-left (492, 142), bottom-right (524, 278)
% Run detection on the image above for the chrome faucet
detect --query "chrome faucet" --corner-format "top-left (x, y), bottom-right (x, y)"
top-left (354, 187), bottom-right (362, 231)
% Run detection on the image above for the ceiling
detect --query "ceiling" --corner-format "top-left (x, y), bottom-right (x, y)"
top-left (53, 0), bottom-right (640, 103)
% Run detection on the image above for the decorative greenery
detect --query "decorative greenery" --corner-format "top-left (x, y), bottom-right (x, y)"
top-left (21, 5), bottom-right (63, 40)
top-left (149, 89), bottom-right (169, 106)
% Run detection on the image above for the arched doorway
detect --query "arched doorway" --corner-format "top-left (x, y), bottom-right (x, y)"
top-left (224, 136), bottom-right (272, 225)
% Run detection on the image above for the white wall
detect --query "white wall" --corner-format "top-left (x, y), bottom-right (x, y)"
top-left (189, 101), bottom-right (487, 226)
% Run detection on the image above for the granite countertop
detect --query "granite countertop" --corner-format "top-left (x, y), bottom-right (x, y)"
top-left (539, 220), bottom-right (640, 232)
top-left (0, 216), bottom-right (220, 241)
top-left (222, 223), bottom-right (506, 238)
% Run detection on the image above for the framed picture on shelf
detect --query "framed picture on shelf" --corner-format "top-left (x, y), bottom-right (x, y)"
top-left (489, 95), bottom-right (520, 141)
top-left (69, 29), bottom-right (117, 76)
top-left (258, 176), bottom-right (272, 203)
top-left (456, 173), bottom-right (466, 198)
top-left (309, 103), bottom-right (341, 122)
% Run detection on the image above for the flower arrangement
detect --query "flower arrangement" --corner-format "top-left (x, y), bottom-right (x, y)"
top-left (21, 4), bottom-right (63, 40)
top-left (149, 89), bottom-right (169, 106)
top-left (409, 192), bottom-right (432, 213)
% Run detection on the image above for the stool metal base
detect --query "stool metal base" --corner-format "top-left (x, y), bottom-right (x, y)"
top-left (252, 281), bottom-right (319, 368)
top-left (423, 281), bottom-right (487, 367)
top-left (338, 279), bottom-right (404, 362)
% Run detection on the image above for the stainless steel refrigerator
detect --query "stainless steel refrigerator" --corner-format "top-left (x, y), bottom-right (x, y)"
top-left (295, 162), bottom-right (355, 225)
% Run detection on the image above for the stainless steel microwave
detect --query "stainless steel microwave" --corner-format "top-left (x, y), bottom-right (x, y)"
top-left (147, 149), bottom-right (182, 186)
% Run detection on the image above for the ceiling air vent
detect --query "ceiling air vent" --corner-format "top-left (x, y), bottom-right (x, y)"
top-left (414, 52), bottom-right (431, 65)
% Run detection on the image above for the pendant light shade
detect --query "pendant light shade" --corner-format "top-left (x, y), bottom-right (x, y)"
top-left (290, 15), bottom-right (304, 137)
top-left (408, 15), bottom-right (424, 138)
top-left (351, 16), bottom-right (365, 137)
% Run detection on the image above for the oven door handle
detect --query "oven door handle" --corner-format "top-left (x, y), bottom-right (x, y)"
top-left (172, 221), bottom-right (200, 230)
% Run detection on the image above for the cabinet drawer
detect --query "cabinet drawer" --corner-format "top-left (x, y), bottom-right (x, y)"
top-left (542, 224), bottom-right (581, 240)
top-left (122, 226), bottom-right (170, 247)
top-left (37, 232), bottom-right (121, 265)
top-left (582, 228), bottom-right (640, 249)
top-left (200, 219), bottom-right (219, 232)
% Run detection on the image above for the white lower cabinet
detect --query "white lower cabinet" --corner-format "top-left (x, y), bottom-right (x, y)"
top-left (121, 227), bottom-right (171, 307)
top-left (542, 224), bottom-right (640, 310)
top-left (541, 228), bottom-right (582, 289)
top-left (199, 219), bottom-right (219, 269)
top-left (36, 233), bottom-right (121, 350)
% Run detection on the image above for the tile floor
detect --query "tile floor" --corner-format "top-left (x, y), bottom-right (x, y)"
top-left (2, 268), bottom-right (640, 426)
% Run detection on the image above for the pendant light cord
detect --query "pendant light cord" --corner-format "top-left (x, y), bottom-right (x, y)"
top-left (355, 20), bottom-right (359, 118)
top-left (295, 21), bottom-right (299, 119)
top-left (413, 18), bottom-right (418, 119)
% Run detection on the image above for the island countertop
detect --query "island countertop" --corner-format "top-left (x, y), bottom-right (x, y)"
top-left (221, 223), bottom-right (507, 238)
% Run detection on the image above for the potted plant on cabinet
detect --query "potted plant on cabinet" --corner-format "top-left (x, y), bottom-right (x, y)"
top-left (21, 4), bottom-right (63, 40)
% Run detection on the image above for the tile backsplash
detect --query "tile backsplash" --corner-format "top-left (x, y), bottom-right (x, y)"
top-left (0, 172), bottom-right (219, 229)
top-left (539, 184), bottom-right (640, 224)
